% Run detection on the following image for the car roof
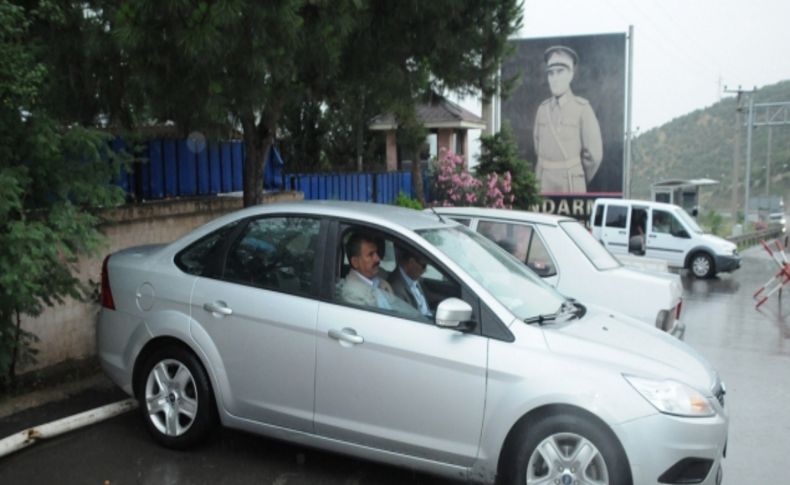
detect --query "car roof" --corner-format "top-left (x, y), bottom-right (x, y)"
top-left (217, 200), bottom-right (454, 232)
top-left (430, 207), bottom-right (576, 226)
top-left (594, 198), bottom-right (682, 211)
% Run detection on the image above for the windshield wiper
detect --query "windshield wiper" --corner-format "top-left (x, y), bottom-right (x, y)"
top-left (523, 313), bottom-right (560, 325)
top-left (524, 300), bottom-right (583, 326)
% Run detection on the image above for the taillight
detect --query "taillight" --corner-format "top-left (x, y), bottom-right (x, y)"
top-left (101, 254), bottom-right (115, 310)
top-left (675, 299), bottom-right (683, 320)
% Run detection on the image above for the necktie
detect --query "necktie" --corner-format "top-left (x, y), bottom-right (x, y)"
top-left (412, 282), bottom-right (430, 316)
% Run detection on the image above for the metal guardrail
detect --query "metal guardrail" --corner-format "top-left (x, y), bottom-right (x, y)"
top-left (728, 224), bottom-right (787, 250)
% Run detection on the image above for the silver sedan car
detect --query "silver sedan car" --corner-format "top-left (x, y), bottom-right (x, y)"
top-left (98, 201), bottom-right (728, 485)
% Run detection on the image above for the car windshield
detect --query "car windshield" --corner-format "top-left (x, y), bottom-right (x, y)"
top-left (417, 225), bottom-right (567, 321)
top-left (559, 221), bottom-right (621, 270)
top-left (674, 207), bottom-right (703, 234)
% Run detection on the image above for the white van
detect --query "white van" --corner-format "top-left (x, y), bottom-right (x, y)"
top-left (590, 199), bottom-right (741, 278)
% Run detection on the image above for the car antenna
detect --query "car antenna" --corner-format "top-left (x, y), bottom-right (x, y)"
top-left (430, 207), bottom-right (447, 223)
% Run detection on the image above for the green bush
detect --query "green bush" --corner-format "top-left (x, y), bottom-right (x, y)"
top-left (394, 191), bottom-right (423, 210)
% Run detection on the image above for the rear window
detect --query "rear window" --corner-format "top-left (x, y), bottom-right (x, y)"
top-left (605, 205), bottom-right (627, 228)
top-left (560, 221), bottom-right (620, 270)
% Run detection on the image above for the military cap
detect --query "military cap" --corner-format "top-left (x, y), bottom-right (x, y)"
top-left (544, 45), bottom-right (578, 68)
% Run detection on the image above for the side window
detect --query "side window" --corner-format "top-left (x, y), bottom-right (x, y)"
top-left (605, 205), bottom-right (627, 228)
top-left (335, 227), bottom-right (461, 323)
top-left (593, 204), bottom-right (604, 227)
top-left (175, 220), bottom-right (240, 276)
top-left (450, 217), bottom-right (471, 227)
top-left (477, 220), bottom-right (532, 263)
top-left (526, 232), bottom-right (558, 277)
top-left (652, 210), bottom-right (688, 238)
top-left (223, 217), bottom-right (320, 295)
top-left (652, 210), bottom-right (673, 234)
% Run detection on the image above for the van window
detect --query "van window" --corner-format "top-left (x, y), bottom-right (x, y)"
top-left (593, 205), bottom-right (604, 227)
top-left (605, 205), bottom-right (628, 228)
top-left (652, 209), bottom-right (688, 237)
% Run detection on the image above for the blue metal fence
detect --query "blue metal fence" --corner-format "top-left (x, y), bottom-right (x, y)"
top-left (113, 137), bottom-right (422, 205)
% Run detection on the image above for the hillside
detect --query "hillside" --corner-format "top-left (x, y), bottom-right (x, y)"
top-left (631, 80), bottom-right (790, 213)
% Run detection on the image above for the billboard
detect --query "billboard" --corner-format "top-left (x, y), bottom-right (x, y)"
top-left (501, 33), bottom-right (627, 218)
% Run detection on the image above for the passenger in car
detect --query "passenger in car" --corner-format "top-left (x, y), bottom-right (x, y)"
top-left (338, 231), bottom-right (394, 309)
top-left (388, 247), bottom-right (432, 317)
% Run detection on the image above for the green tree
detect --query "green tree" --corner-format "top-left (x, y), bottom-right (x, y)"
top-left (114, 0), bottom-right (360, 207)
top-left (0, 1), bottom-right (126, 383)
top-left (476, 125), bottom-right (540, 209)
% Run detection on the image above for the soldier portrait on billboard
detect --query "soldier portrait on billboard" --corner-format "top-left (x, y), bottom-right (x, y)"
top-left (502, 33), bottom-right (626, 205)
top-left (533, 45), bottom-right (603, 193)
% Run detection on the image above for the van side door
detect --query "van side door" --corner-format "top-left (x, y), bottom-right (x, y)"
top-left (598, 203), bottom-right (630, 255)
top-left (645, 208), bottom-right (692, 267)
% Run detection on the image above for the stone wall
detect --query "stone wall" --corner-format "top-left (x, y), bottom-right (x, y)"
top-left (18, 192), bottom-right (303, 374)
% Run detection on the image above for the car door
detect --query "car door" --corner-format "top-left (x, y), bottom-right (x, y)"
top-left (189, 215), bottom-right (322, 432)
top-left (313, 223), bottom-right (487, 466)
top-left (645, 208), bottom-right (691, 267)
top-left (599, 203), bottom-right (630, 255)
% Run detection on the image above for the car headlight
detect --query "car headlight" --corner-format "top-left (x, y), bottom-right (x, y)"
top-left (624, 375), bottom-right (715, 417)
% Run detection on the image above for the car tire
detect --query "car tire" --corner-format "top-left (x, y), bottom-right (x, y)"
top-left (136, 345), bottom-right (216, 449)
top-left (690, 252), bottom-right (714, 279)
top-left (501, 413), bottom-right (632, 485)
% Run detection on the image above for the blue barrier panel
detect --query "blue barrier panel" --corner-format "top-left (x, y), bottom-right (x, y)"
top-left (300, 175), bottom-right (310, 199)
top-left (311, 175), bottom-right (320, 200)
top-left (197, 143), bottom-right (210, 194)
top-left (163, 140), bottom-right (178, 197)
top-left (208, 142), bottom-right (221, 194)
top-left (177, 140), bottom-right (197, 196)
top-left (402, 171), bottom-right (413, 199)
top-left (366, 174), bottom-right (373, 201)
top-left (110, 138), bottom-right (131, 195)
top-left (231, 142), bottom-right (244, 191)
top-left (220, 143), bottom-right (233, 192)
top-left (148, 140), bottom-right (164, 199)
top-left (338, 174), bottom-right (347, 200)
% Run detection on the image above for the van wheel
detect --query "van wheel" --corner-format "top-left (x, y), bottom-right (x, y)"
top-left (501, 413), bottom-right (631, 485)
top-left (136, 345), bottom-right (216, 449)
top-left (690, 252), bottom-right (714, 278)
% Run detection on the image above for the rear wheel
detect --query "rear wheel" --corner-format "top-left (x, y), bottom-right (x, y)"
top-left (501, 413), bottom-right (631, 485)
top-left (690, 252), bottom-right (714, 278)
top-left (137, 345), bottom-right (216, 448)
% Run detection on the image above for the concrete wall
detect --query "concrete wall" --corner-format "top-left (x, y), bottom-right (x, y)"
top-left (18, 192), bottom-right (303, 374)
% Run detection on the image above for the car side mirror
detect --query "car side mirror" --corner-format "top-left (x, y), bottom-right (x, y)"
top-left (672, 229), bottom-right (690, 238)
top-left (435, 298), bottom-right (474, 330)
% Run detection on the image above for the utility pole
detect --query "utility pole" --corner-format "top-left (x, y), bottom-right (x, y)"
top-left (765, 125), bottom-right (772, 197)
top-left (723, 85), bottom-right (754, 224)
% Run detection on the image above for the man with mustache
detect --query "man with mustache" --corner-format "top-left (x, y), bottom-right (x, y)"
top-left (339, 231), bottom-right (397, 310)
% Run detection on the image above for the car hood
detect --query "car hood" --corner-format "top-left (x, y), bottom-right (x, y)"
top-left (699, 233), bottom-right (736, 252)
top-left (542, 308), bottom-right (717, 394)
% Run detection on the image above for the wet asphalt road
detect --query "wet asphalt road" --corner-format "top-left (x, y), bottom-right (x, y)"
top-left (0, 241), bottom-right (789, 484)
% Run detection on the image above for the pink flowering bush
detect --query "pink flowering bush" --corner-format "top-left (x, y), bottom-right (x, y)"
top-left (432, 149), bottom-right (514, 208)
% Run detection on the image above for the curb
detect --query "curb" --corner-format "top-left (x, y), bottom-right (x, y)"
top-left (0, 398), bottom-right (137, 459)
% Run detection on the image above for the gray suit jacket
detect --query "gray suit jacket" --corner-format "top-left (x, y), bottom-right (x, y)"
top-left (387, 268), bottom-right (417, 308)
top-left (339, 270), bottom-right (394, 308)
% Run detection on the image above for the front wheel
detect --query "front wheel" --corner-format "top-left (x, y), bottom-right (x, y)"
top-left (136, 345), bottom-right (216, 449)
top-left (690, 252), bottom-right (714, 278)
top-left (502, 413), bottom-right (632, 485)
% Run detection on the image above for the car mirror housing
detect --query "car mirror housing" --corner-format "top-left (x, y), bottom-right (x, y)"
top-left (435, 298), bottom-right (473, 329)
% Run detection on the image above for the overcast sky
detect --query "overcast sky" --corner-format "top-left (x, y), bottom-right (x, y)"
top-left (519, 0), bottom-right (790, 131)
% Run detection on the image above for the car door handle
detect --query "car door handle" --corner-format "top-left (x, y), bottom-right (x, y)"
top-left (648, 234), bottom-right (657, 238)
top-left (618, 230), bottom-right (626, 235)
top-left (203, 301), bottom-right (233, 316)
top-left (328, 328), bottom-right (364, 345)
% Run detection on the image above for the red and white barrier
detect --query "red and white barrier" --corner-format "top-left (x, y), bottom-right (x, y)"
top-left (753, 239), bottom-right (790, 308)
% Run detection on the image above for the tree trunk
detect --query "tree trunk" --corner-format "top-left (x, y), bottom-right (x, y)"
top-left (241, 112), bottom-right (263, 207)
top-left (410, 149), bottom-right (425, 206)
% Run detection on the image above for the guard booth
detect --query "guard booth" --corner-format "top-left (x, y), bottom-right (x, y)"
top-left (650, 178), bottom-right (719, 217)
